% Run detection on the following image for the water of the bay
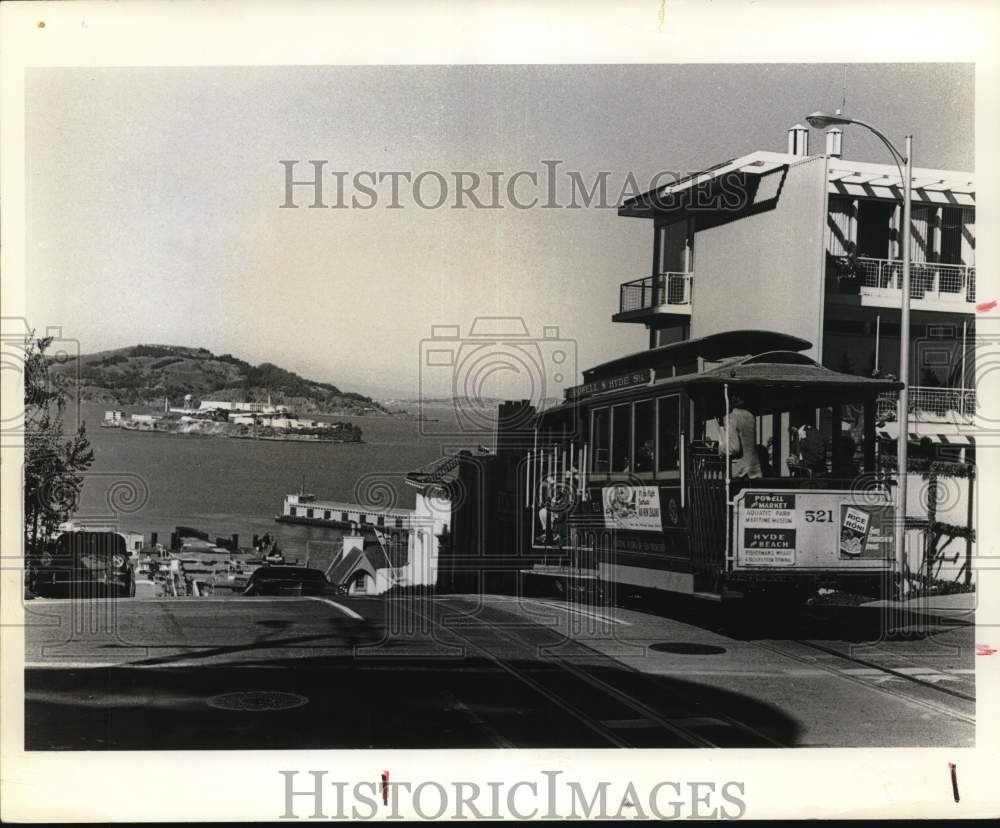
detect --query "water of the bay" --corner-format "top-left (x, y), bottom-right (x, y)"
top-left (68, 403), bottom-right (491, 558)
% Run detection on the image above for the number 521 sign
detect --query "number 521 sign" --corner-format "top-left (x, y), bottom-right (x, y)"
top-left (734, 489), bottom-right (894, 569)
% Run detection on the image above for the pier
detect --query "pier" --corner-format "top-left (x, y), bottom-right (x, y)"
top-left (275, 492), bottom-right (414, 530)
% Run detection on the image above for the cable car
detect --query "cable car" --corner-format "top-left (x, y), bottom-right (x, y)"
top-left (521, 330), bottom-right (903, 603)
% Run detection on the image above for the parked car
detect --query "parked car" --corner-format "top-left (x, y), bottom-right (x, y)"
top-left (241, 566), bottom-right (331, 596)
top-left (27, 531), bottom-right (136, 599)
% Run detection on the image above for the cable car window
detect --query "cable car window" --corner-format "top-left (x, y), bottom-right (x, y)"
top-left (611, 404), bottom-right (631, 472)
top-left (657, 395), bottom-right (680, 472)
top-left (633, 400), bottom-right (655, 473)
top-left (591, 408), bottom-right (610, 472)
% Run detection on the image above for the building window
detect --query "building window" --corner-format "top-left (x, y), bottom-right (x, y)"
top-left (939, 207), bottom-right (967, 265)
top-left (633, 400), bottom-right (655, 473)
top-left (655, 323), bottom-right (690, 349)
top-left (360, 514), bottom-right (368, 524)
top-left (657, 395), bottom-right (681, 472)
top-left (395, 517), bottom-right (404, 528)
top-left (909, 205), bottom-right (936, 270)
top-left (377, 515), bottom-right (385, 527)
top-left (591, 408), bottom-right (610, 472)
top-left (856, 201), bottom-right (895, 259)
top-left (290, 507), bottom-right (297, 517)
top-left (341, 512), bottom-right (349, 522)
top-left (324, 511), bottom-right (331, 521)
top-left (306, 509), bottom-right (314, 519)
top-left (657, 218), bottom-right (693, 273)
top-left (611, 404), bottom-right (631, 473)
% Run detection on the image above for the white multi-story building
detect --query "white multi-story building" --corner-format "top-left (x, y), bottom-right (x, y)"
top-left (614, 124), bottom-right (976, 444)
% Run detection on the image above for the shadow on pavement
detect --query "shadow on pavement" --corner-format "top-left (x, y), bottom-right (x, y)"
top-left (25, 652), bottom-right (802, 750)
top-left (610, 589), bottom-right (973, 644)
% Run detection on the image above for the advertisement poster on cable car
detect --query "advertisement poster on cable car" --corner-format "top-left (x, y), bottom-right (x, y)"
top-left (601, 485), bottom-right (663, 532)
top-left (839, 505), bottom-right (873, 558)
top-left (736, 490), bottom-right (893, 567)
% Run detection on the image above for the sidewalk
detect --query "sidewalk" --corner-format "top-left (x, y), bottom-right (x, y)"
top-left (861, 590), bottom-right (976, 623)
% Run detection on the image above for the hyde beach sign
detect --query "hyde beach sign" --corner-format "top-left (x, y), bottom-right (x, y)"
top-left (739, 492), bottom-right (797, 565)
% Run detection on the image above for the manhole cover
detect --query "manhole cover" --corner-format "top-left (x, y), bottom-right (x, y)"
top-left (650, 643), bottom-right (727, 655)
top-left (206, 691), bottom-right (309, 712)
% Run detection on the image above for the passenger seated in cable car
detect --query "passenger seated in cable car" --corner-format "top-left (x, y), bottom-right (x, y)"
top-left (634, 438), bottom-right (655, 473)
top-left (799, 423), bottom-right (828, 476)
top-left (832, 435), bottom-right (860, 478)
top-left (755, 442), bottom-right (773, 477)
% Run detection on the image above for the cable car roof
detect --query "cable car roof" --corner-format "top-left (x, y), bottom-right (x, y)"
top-left (582, 329), bottom-right (812, 382)
top-left (543, 350), bottom-right (901, 420)
top-left (689, 358), bottom-right (903, 392)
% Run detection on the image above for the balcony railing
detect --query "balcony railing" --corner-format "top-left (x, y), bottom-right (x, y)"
top-left (876, 386), bottom-right (977, 424)
top-left (848, 257), bottom-right (976, 303)
top-left (619, 272), bottom-right (692, 314)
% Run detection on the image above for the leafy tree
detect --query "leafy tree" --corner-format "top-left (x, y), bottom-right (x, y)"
top-left (23, 335), bottom-right (94, 551)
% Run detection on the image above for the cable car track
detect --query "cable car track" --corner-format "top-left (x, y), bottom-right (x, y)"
top-left (421, 597), bottom-right (788, 748)
top-left (752, 638), bottom-right (975, 725)
top-left (794, 638), bottom-right (976, 703)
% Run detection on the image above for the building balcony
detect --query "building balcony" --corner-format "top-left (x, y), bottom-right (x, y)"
top-left (828, 256), bottom-right (976, 312)
top-left (613, 272), bottom-right (692, 323)
top-left (876, 386), bottom-right (977, 426)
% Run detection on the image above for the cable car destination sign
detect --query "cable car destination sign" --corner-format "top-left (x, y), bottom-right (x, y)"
top-left (565, 368), bottom-right (651, 401)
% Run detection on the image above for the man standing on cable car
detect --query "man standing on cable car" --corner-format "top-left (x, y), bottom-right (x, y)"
top-left (721, 392), bottom-right (762, 482)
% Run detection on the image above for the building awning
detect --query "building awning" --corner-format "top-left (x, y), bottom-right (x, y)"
top-left (877, 423), bottom-right (977, 446)
top-left (619, 150), bottom-right (975, 215)
top-left (406, 447), bottom-right (493, 489)
top-left (829, 179), bottom-right (975, 206)
top-left (619, 151), bottom-right (791, 218)
top-left (827, 159), bottom-right (975, 206)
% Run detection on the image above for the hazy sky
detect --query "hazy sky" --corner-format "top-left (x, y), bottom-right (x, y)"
top-left (26, 64), bottom-right (973, 398)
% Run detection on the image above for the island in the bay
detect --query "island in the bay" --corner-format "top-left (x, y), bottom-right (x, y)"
top-left (49, 344), bottom-right (392, 443)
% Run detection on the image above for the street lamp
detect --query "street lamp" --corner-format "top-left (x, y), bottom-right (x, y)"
top-left (806, 111), bottom-right (912, 598)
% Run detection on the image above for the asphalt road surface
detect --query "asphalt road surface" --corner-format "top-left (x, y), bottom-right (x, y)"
top-left (23, 591), bottom-right (975, 750)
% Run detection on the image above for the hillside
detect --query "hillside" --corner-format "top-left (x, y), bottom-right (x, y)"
top-left (49, 344), bottom-right (390, 415)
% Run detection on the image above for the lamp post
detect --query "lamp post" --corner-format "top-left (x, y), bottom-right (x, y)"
top-left (806, 111), bottom-right (912, 598)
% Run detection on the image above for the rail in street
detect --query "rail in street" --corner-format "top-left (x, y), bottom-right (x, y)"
top-left (22, 593), bottom-right (975, 750)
